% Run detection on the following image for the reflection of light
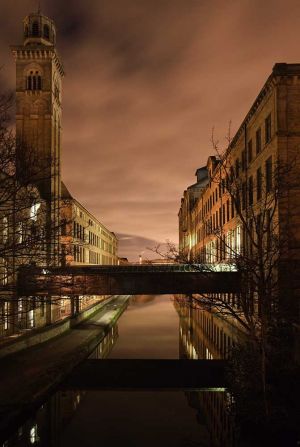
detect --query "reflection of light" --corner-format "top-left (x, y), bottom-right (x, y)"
top-left (192, 346), bottom-right (198, 359)
top-left (206, 348), bottom-right (213, 360)
top-left (197, 387), bottom-right (226, 392)
top-left (30, 425), bottom-right (39, 444)
top-left (30, 203), bottom-right (41, 221)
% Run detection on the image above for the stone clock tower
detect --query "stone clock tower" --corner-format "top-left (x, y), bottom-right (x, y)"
top-left (11, 10), bottom-right (64, 264)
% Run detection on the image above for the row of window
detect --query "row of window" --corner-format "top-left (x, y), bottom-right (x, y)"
top-left (26, 73), bottom-right (42, 91)
top-left (201, 114), bottom-right (272, 220)
top-left (202, 210), bottom-right (272, 262)
top-left (73, 245), bottom-right (116, 265)
top-left (241, 114), bottom-right (271, 170)
top-left (194, 156), bottom-right (273, 235)
top-left (74, 207), bottom-right (115, 243)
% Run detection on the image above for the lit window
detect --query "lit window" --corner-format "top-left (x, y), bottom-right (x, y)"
top-left (4, 301), bottom-right (9, 329)
top-left (30, 424), bottom-right (39, 444)
top-left (2, 216), bottom-right (8, 243)
top-left (236, 226), bottom-right (241, 255)
top-left (30, 202), bottom-right (41, 221)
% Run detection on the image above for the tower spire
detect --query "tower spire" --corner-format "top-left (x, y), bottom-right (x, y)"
top-left (37, 0), bottom-right (41, 14)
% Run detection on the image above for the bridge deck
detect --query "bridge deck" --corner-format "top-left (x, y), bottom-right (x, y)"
top-left (62, 359), bottom-right (227, 390)
top-left (17, 264), bottom-right (240, 296)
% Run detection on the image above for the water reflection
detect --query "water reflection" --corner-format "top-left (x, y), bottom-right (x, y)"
top-left (3, 295), bottom-right (238, 447)
top-left (2, 327), bottom-right (117, 447)
top-left (174, 296), bottom-right (236, 447)
top-left (108, 294), bottom-right (180, 359)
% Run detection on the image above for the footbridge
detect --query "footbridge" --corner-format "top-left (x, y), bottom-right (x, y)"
top-left (18, 264), bottom-right (240, 296)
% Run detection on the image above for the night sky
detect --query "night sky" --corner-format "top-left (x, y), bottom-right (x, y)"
top-left (1, 0), bottom-right (300, 261)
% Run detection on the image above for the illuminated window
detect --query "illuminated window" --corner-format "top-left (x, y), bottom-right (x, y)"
top-left (4, 301), bottom-right (9, 330)
top-left (236, 226), bottom-right (241, 255)
top-left (29, 309), bottom-right (35, 328)
top-left (2, 216), bottom-right (8, 243)
top-left (30, 202), bottom-right (41, 221)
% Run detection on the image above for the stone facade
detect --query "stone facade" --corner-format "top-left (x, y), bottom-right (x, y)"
top-left (11, 11), bottom-right (63, 264)
top-left (0, 10), bottom-right (118, 340)
top-left (179, 63), bottom-right (300, 327)
top-left (61, 182), bottom-right (118, 266)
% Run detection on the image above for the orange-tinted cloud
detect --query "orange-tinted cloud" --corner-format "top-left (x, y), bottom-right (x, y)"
top-left (2, 0), bottom-right (300, 261)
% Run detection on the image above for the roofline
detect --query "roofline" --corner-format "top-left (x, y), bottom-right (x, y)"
top-left (71, 197), bottom-right (117, 239)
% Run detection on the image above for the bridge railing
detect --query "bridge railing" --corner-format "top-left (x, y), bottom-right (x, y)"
top-left (17, 263), bottom-right (241, 296)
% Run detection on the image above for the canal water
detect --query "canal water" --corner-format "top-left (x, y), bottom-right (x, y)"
top-left (3, 295), bottom-right (233, 447)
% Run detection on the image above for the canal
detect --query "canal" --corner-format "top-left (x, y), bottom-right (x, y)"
top-left (3, 295), bottom-right (234, 447)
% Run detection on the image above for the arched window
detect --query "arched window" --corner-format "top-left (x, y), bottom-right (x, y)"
top-left (26, 71), bottom-right (42, 91)
top-left (32, 21), bottom-right (39, 37)
top-left (43, 24), bottom-right (50, 39)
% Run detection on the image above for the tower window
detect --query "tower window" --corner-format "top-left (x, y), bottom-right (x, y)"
top-left (32, 21), bottom-right (39, 37)
top-left (44, 24), bottom-right (50, 39)
top-left (26, 71), bottom-right (42, 91)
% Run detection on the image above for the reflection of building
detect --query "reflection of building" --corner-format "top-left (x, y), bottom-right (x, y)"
top-left (1, 9), bottom-right (118, 339)
top-left (4, 327), bottom-right (118, 446)
top-left (174, 297), bottom-right (236, 447)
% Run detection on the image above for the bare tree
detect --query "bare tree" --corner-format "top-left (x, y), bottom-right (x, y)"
top-left (0, 87), bottom-right (70, 335)
top-left (150, 125), bottom-right (299, 430)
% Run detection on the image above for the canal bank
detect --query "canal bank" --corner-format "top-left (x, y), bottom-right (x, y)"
top-left (0, 295), bottom-right (130, 442)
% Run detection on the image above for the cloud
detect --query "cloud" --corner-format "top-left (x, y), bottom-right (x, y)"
top-left (2, 0), bottom-right (300, 258)
top-left (116, 233), bottom-right (164, 262)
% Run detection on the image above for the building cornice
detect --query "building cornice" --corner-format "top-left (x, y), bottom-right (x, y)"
top-left (11, 45), bottom-right (65, 76)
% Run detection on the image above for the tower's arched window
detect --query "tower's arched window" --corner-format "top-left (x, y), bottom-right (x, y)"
top-left (32, 21), bottom-right (39, 37)
top-left (43, 24), bottom-right (50, 39)
top-left (26, 70), bottom-right (42, 91)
